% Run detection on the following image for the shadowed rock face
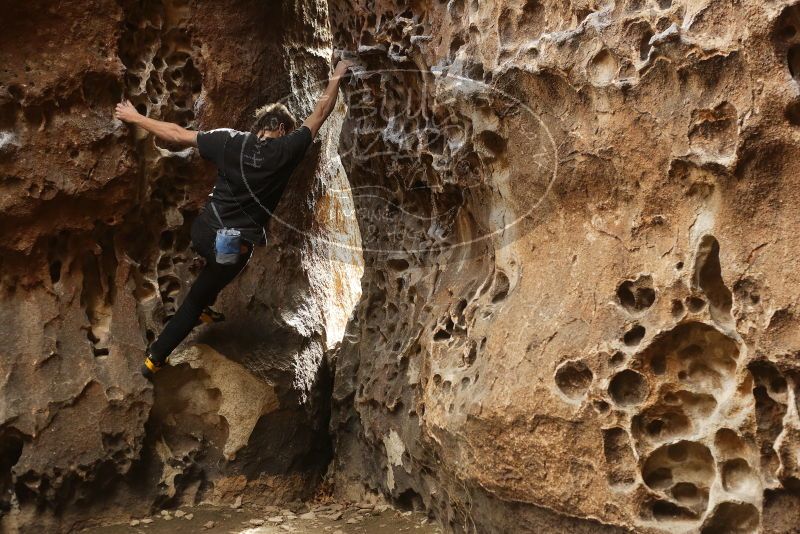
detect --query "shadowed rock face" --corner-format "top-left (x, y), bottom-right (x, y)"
top-left (326, 0), bottom-right (800, 533)
top-left (0, 0), bottom-right (361, 532)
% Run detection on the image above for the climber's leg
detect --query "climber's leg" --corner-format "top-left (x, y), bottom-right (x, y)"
top-left (142, 242), bottom-right (253, 378)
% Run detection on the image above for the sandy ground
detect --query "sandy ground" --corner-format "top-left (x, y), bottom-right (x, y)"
top-left (79, 501), bottom-right (442, 534)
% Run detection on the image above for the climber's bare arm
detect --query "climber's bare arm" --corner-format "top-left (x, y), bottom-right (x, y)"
top-left (302, 60), bottom-right (354, 139)
top-left (114, 100), bottom-right (198, 147)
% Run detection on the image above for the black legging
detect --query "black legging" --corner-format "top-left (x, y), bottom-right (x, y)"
top-left (148, 241), bottom-right (253, 363)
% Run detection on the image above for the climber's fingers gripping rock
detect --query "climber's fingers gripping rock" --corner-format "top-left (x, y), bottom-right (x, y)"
top-left (115, 100), bottom-right (140, 123)
top-left (333, 59), bottom-right (355, 79)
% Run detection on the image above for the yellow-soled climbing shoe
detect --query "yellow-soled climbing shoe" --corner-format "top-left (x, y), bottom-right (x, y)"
top-left (141, 353), bottom-right (164, 380)
top-left (197, 306), bottom-right (225, 326)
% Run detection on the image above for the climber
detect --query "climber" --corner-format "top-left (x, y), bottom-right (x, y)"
top-left (114, 59), bottom-right (355, 379)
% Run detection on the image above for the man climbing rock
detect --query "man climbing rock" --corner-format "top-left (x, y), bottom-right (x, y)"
top-left (114, 59), bottom-right (354, 379)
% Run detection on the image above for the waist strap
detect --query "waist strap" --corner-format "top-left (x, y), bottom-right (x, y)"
top-left (211, 201), bottom-right (225, 228)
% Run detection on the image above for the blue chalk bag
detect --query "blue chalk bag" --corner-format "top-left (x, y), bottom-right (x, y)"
top-left (211, 203), bottom-right (241, 265)
top-left (214, 228), bottom-right (242, 265)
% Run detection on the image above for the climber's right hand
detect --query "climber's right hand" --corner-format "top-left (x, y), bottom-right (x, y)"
top-left (115, 100), bottom-right (141, 124)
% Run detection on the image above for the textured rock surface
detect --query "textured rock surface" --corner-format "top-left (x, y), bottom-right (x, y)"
top-left (0, 0), bottom-right (361, 532)
top-left (328, 0), bottom-right (800, 533)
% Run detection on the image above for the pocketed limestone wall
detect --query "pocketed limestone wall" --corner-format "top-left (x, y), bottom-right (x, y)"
top-left (0, 1), bottom-right (362, 532)
top-left (327, 1), bottom-right (800, 532)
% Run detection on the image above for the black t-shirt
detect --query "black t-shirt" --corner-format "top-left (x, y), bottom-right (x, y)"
top-left (192, 126), bottom-right (312, 247)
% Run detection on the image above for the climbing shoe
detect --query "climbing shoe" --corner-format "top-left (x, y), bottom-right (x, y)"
top-left (197, 306), bottom-right (225, 326)
top-left (141, 351), bottom-right (165, 380)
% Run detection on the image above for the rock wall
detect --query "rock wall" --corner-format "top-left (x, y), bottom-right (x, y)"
top-left (328, 0), bottom-right (800, 533)
top-left (0, 0), bottom-right (361, 532)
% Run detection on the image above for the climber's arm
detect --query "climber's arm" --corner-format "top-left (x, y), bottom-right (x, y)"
top-left (114, 100), bottom-right (198, 147)
top-left (302, 60), bottom-right (354, 139)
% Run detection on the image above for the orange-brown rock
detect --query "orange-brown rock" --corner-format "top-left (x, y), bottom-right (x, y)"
top-left (0, 1), bottom-right (361, 532)
top-left (328, 1), bottom-right (800, 533)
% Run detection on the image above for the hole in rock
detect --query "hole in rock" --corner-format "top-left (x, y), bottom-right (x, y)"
top-left (750, 360), bottom-right (787, 399)
top-left (610, 351), bottom-right (626, 366)
top-left (477, 130), bottom-right (507, 155)
top-left (491, 271), bottom-right (510, 303)
top-left (642, 441), bottom-right (714, 501)
top-left (671, 299), bottom-right (685, 317)
top-left (749, 361), bottom-right (788, 476)
top-left (593, 400), bottom-right (610, 413)
top-left (0, 429), bottom-right (23, 510)
top-left (721, 458), bottom-right (756, 493)
top-left (8, 85), bottom-right (24, 101)
top-left (651, 353), bottom-right (667, 375)
top-left (789, 44), bottom-right (800, 79)
top-left (668, 441), bottom-right (690, 461)
top-left (687, 296), bottom-right (706, 312)
top-left (433, 328), bottom-right (452, 341)
top-left (463, 342), bottom-right (477, 366)
top-left (0, 430), bottom-right (23, 472)
top-left (554, 360), bottom-right (593, 400)
top-left (433, 323), bottom-right (453, 342)
top-left (700, 502), bottom-right (759, 534)
top-left (627, 0), bottom-right (644, 11)
top-left (159, 231), bottom-right (174, 250)
top-left (588, 49), bottom-right (618, 84)
top-left (49, 260), bottom-right (62, 284)
top-left (396, 488), bottom-right (424, 511)
top-left (646, 418), bottom-right (665, 435)
top-left (464, 60), bottom-right (485, 81)
top-left (639, 30), bottom-right (654, 61)
top-left (658, 0), bottom-right (672, 9)
top-left (640, 321), bottom-right (737, 391)
top-left (634, 389), bottom-right (717, 445)
top-left (715, 428), bottom-right (745, 456)
top-left (784, 99), bottom-right (800, 126)
top-left (672, 482), bottom-right (700, 505)
top-left (454, 299), bottom-right (468, 320)
top-left (694, 235), bottom-right (732, 320)
top-left (652, 500), bottom-right (697, 521)
top-left (623, 325), bottom-right (646, 346)
top-left (609, 369), bottom-right (649, 406)
top-left (449, 34), bottom-right (466, 58)
top-left (616, 276), bottom-right (656, 313)
top-left (636, 406), bottom-right (692, 441)
top-left (386, 258), bottom-right (409, 271)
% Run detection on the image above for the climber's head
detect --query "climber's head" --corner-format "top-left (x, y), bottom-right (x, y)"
top-left (252, 102), bottom-right (297, 139)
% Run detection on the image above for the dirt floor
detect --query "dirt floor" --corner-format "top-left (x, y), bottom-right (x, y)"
top-left (79, 501), bottom-right (442, 534)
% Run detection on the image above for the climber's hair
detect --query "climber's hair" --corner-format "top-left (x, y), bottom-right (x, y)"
top-left (252, 102), bottom-right (297, 135)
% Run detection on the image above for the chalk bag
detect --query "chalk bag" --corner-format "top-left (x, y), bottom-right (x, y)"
top-left (214, 228), bottom-right (242, 265)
